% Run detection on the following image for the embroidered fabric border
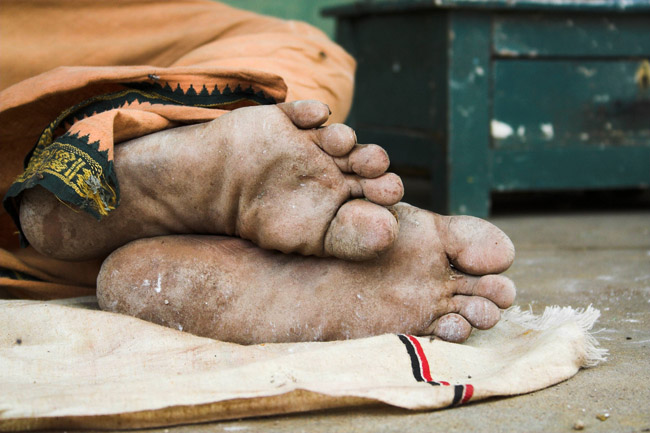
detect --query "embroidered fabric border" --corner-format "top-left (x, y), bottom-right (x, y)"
top-left (3, 81), bottom-right (276, 245)
top-left (5, 132), bottom-right (116, 220)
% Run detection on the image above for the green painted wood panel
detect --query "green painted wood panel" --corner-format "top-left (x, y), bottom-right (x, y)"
top-left (493, 60), bottom-right (650, 150)
top-left (492, 147), bottom-right (650, 190)
top-left (351, 11), bottom-right (448, 131)
top-left (494, 13), bottom-right (650, 57)
top-left (324, 0), bottom-right (650, 16)
top-left (331, 10), bottom-right (453, 213)
top-left (442, 0), bottom-right (650, 12)
top-left (447, 12), bottom-right (492, 216)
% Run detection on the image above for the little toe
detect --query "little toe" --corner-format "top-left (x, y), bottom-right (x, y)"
top-left (334, 144), bottom-right (390, 178)
top-left (317, 123), bottom-right (357, 157)
top-left (454, 274), bottom-right (516, 309)
top-left (439, 215), bottom-right (515, 276)
top-left (277, 100), bottom-right (330, 129)
top-left (431, 313), bottom-right (473, 343)
top-left (452, 295), bottom-right (501, 330)
top-left (346, 173), bottom-right (404, 206)
top-left (324, 199), bottom-right (398, 260)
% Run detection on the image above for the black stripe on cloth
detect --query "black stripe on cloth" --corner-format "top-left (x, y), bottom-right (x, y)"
top-left (451, 384), bottom-right (464, 406)
top-left (397, 334), bottom-right (424, 382)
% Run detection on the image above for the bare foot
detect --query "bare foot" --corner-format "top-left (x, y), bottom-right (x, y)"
top-left (97, 203), bottom-right (516, 344)
top-left (19, 100), bottom-right (403, 261)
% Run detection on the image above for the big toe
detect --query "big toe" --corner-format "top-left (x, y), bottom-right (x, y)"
top-left (440, 215), bottom-right (515, 275)
top-left (324, 199), bottom-right (399, 260)
top-left (277, 100), bottom-right (330, 129)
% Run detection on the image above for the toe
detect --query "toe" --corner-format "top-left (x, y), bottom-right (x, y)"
top-left (451, 295), bottom-right (501, 330)
top-left (431, 313), bottom-right (472, 343)
top-left (346, 173), bottom-right (404, 206)
top-left (454, 274), bottom-right (516, 309)
top-left (334, 144), bottom-right (390, 178)
top-left (277, 100), bottom-right (330, 129)
top-left (324, 199), bottom-right (398, 260)
top-left (317, 123), bottom-right (357, 157)
top-left (439, 215), bottom-right (515, 275)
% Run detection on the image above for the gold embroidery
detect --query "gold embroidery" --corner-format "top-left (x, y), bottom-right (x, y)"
top-left (16, 141), bottom-right (116, 216)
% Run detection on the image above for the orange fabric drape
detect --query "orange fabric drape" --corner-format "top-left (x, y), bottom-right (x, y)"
top-left (0, 0), bottom-right (356, 298)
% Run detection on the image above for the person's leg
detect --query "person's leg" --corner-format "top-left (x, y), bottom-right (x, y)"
top-left (97, 202), bottom-right (516, 344)
top-left (2, 0), bottom-right (356, 259)
top-left (19, 100), bottom-right (403, 262)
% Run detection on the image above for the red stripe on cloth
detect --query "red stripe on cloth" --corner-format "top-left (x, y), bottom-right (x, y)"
top-left (439, 381), bottom-right (450, 386)
top-left (405, 335), bottom-right (432, 382)
top-left (462, 384), bottom-right (474, 403)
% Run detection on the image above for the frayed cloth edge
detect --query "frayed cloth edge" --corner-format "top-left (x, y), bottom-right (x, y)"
top-left (502, 305), bottom-right (608, 368)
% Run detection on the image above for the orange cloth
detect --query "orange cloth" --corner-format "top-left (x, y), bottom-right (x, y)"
top-left (0, 0), bottom-right (356, 299)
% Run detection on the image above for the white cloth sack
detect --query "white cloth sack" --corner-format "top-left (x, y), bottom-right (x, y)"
top-left (0, 298), bottom-right (606, 431)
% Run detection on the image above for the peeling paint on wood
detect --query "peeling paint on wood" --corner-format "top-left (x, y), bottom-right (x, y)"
top-left (492, 120), bottom-right (514, 139)
top-left (493, 60), bottom-right (650, 149)
top-left (493, 13), bottom-right (650, 57)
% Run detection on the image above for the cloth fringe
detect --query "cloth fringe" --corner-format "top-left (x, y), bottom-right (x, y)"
top-left (502, 305), bottom-right (608, 368)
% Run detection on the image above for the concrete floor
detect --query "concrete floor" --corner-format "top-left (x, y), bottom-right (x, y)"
top-left (120, 193), bottom-right (649, 433)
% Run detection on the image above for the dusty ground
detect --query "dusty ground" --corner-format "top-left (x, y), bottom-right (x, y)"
top-left (114, 189), bottom-right (649, 433)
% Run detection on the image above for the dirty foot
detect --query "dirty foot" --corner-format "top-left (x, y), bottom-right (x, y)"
top-left (97, 203), bottom-right (516, 344)
top-left (19, 100), bottom-right (403, 261)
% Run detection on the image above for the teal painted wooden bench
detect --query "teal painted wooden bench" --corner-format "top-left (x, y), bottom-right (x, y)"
top-left (324, 0), bottom-right (650, 217)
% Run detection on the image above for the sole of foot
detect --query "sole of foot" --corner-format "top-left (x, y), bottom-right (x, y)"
top-left (98, 203), bottom-right (516, 344)
top-left (19, 100), bottom-right (404, 261)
